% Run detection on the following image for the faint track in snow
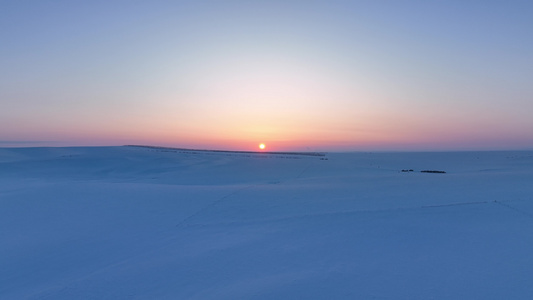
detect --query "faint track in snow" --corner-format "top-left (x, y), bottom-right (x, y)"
top-left (182, 201), bottom-right (494, 228)
top-left (175, 184), bottom-right (257, 228)
top-left (175, 155), bottom-right (319, 227)
top-left (421, 201), bottom-right (488, 208)
top-left (295, 161), bottom-right (313, 179)
top-left (493, 200), bottom-right (533, 219)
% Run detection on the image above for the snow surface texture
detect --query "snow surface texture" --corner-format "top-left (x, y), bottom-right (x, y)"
top-left (1, 146), bottom-right (533, 299)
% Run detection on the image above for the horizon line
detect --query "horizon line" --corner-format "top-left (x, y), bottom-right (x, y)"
top-left (126, 145), bottom-right (327, 157)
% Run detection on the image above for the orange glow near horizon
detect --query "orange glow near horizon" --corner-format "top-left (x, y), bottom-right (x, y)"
top-left (2, 2), bottom-right (533, 152)
top-left (27, 108), bottom-right (531, 152)
top-left (259, 143), bottom-right (266, 150)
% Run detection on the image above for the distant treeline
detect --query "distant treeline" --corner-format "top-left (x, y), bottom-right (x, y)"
top-left (126, 145), bottom-right (326, 157)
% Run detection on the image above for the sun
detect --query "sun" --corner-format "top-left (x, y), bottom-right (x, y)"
top-left (259, 143), bottom-right (266, 150)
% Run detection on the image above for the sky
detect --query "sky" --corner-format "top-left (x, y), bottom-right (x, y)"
top-left (1, 0), bottom-right (532, 151)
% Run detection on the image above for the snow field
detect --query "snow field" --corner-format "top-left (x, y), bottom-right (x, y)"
top-left (1, 146), bottom-right (533, 299)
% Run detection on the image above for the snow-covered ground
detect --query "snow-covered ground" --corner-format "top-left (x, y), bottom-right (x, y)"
top-left (1, 146), bottom-right (533, 299)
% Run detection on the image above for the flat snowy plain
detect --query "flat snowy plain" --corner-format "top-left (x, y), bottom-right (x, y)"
top-left (1, 146), bottom-right (533, 299)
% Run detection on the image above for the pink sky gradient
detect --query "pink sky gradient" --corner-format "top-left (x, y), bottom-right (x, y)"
top-left (2, 1), bottom-right (532, 151)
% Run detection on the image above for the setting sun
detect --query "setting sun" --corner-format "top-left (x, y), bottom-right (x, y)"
top-left (259, 143), bottom-right (266, 150)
